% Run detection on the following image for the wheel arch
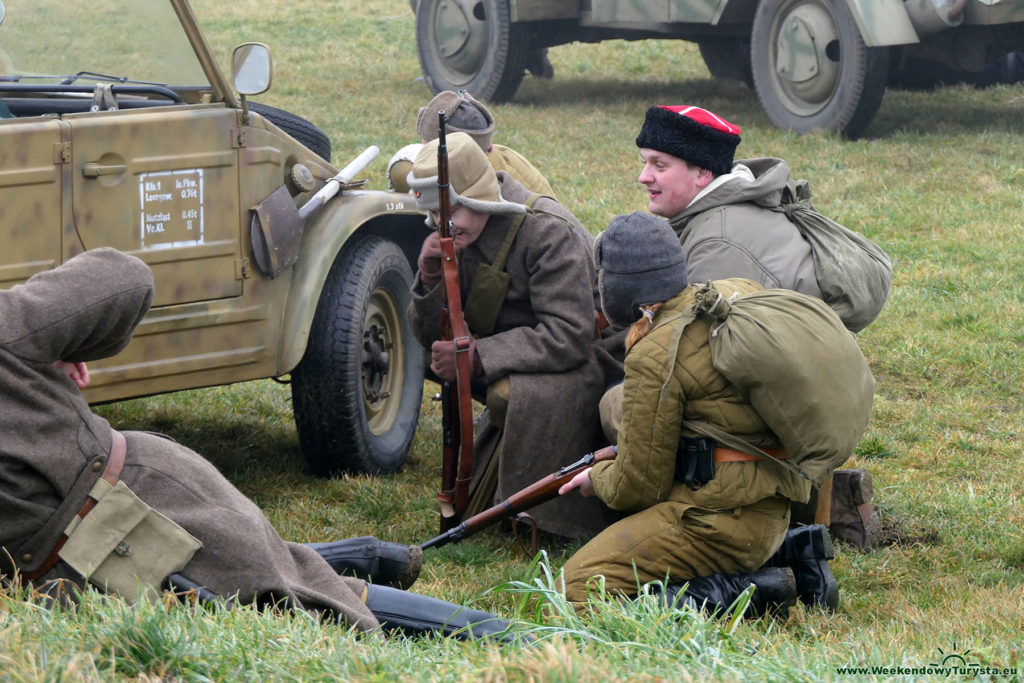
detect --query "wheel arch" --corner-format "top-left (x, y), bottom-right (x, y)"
top-left (278, 193), bottom-right (430, 374)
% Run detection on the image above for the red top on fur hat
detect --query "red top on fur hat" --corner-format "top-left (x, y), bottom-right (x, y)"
top-left (658, 105), bottom-right (741, 136)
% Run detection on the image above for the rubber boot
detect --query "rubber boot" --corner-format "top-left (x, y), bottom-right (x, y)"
top-left (764, 524), bottom-right (840, 611)
top-left (828, 469), bottom-right (880, 550)
top-left (306, 536), bottom-right (422, 590)
top-left (364, 584), bottom-right (518, 643)
top-left (651, 566), bottom-right (798, 618)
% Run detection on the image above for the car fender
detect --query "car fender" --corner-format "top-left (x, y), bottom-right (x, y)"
top-left (278, 190), bottom-right (428, 373)
top-left (844, 0), bottom-right (946, 46)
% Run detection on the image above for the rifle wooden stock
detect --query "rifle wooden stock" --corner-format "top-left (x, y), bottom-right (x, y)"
top-left (421, 445), bottom-right (617, 550)
top-left (435, 111), bottom-right (475, 531)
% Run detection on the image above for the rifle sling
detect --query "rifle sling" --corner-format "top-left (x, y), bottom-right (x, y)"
top-left (437, 234), bottom-right (476, 522)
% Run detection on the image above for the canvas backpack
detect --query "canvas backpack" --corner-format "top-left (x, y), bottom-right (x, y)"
top-left (772, 179), bottom-right (892, 333)
top-left (663, 283), bottom-right (876, 487)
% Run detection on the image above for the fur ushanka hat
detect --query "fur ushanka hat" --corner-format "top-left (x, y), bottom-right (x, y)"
top-left (407, 132), bottom-right (527, 216)
top-left (417, 90), bottom-right (496, 152)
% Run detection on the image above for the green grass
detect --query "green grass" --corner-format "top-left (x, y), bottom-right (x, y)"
top-left (3, 0), bottom-right (1024, 680)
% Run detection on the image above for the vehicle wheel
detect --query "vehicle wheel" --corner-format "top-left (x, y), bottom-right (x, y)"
top-left (698, 38), bottom-right (753, 87)
top-left (291, 236), bottom-right (424, 476)
top-left (751, 0), bottom-right (889, 139)
top-left (249, 101), bottom-right (332, 162)
top-left (415, 0), bottom-right (529, 102)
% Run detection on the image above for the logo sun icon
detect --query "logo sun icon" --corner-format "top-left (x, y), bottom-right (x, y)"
top-left (930, 642), bottom-right (978, 668)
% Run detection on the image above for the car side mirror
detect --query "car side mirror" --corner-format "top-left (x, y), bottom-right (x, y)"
top-left (231, 42), bottom-right (272, 96)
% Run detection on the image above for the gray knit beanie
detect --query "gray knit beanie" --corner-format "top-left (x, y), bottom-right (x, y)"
top-left (594, 212), bottom-right (688, 328)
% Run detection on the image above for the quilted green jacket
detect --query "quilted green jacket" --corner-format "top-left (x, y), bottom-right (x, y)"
top-left (589, 278), bottom-right (812, 513)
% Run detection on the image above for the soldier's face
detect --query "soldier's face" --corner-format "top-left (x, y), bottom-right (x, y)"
top-left (432, 204), bottom-right (489, 250)
top-left (638, 148), bottom-right (713, 218)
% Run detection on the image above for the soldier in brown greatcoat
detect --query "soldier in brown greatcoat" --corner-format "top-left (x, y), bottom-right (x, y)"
top-left (407, 133), bottom-right (620, 540)
top-left (0, 247), bottom-right (512, 641)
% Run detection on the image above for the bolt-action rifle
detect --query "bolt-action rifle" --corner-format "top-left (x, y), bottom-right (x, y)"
top-left (420, 445), bottom-right (617, 550)
top-left (435, 111), bottom-right (476, 532)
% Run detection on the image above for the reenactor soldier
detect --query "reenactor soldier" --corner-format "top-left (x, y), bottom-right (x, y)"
top-left (0, 248), bottom-right (512, 641)
top-left (388, 89), bottom-right (554, 198)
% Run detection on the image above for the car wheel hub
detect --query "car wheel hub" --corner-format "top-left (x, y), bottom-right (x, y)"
top-left (431, 0), bottom-right (489, 83)
top-left (774, 2), bottom-right (841, 114)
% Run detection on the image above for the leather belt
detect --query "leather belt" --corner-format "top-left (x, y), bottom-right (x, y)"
top-left (21, 429), bottom-right (127, 582)
top-left (594, 310), bottom-right (609, 340)
top-left (714, 445), bottom-right (791, 463)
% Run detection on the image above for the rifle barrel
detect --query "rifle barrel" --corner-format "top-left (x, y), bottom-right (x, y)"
top-left (420, 445), bottom-right (617, 550)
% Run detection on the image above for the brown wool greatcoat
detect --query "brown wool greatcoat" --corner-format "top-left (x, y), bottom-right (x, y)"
top-left (0, 249), bottom-right (377, 630)
top-left (409, 174), bottom-right (619, 539)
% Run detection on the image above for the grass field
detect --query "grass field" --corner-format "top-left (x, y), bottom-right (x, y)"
top-left (2, 0), bottom-right (1023, 680)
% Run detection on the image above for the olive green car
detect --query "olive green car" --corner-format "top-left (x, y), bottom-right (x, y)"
top-left (0, 0), bottom-right (431, 475)
top-left (411, 0), bottom-right (1024, 138)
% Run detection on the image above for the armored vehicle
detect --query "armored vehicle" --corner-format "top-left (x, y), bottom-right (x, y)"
top-left (0, 0), bottom-right (431, 475)
top-left (412, 0), bottom-right (1024, 138)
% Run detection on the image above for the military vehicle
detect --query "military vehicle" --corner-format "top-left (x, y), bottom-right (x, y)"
top-left (0, 0), bottom-right (432, 476)
top-left (411, 0), bottom-right (1024, 138)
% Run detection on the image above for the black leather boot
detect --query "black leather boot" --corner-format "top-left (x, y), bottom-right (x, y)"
top-left (364, 584), bottom-right (518, 643)
top-left (764, 524), bottom-right (839, 611)
top-left (306, 536), bottom-right (422, 590)
top-left (652, 566), bottom-right (798, 618)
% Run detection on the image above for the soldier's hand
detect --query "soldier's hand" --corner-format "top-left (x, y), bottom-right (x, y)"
top-left (54, 360), bottom-right (91, 389)
top-left (417, 231), bottom-right (443, 288)
top-left (430, 338), bottom-right (478, 381)
top-left (559, 468), bottom-right (595, 497)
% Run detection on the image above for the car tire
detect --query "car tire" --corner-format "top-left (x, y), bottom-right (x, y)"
top-left (698, 38), bottom-right (753, 87)
top-left (751, 0), bottom-right (889, 139)
top-left (248, 101), bottom-right (332, 162)
top-left (415, 0), bottom-right (528, 102)
top-left (291, 236), bottom-right (424, 476)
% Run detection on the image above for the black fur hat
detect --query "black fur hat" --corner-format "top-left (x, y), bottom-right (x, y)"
top-left (635, 105), bottom-right (741, 176)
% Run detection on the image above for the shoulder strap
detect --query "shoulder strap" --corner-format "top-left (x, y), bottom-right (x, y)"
top-left (656, 308), bottom-right (808, 480)
top-left (489, 193), bottom-right (551, 273)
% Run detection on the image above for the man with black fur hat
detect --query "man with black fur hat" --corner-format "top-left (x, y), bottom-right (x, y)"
top-left (635, 105), bottom-right (819, 297)
top-left (388, 90), bottom-right (554, 197)
top-left (406, 133), bottom-right (619, 541)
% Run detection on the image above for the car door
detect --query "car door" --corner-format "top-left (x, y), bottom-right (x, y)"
top-left (67, 104), bottom-right (243, 308)
top-left (0, 116), bottom-right (63, 289)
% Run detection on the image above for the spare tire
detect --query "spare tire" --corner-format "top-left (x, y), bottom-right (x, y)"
top-left (249, 101), bottom-right (332, 162)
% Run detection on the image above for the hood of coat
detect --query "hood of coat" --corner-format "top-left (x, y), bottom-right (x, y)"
top-left (669, 157), bottom-right (791, 228)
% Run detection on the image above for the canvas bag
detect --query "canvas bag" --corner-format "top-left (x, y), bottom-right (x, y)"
top-left (680, 283), bottom-right (876, 487)
top-left (773, 179), bottom-right (892, 333)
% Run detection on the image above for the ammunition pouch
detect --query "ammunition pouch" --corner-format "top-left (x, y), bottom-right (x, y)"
top-left (59, 479), bottom-right (202, 604)
top-left (464, 263), bottom-right (511, 335)
top-left (463, 194), bottom-right (552, 335)
top-left (676, 437), bottom-right (716, 489)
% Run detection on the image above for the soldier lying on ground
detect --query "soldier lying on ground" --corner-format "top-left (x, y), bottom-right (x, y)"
top-left (0, 248), bottom-right (512, 641)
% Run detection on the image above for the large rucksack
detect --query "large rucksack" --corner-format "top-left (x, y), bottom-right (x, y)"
top-left (670, 283), bottom-right (876, 487)
top-left (773, 179), bottom-right (892, 334)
